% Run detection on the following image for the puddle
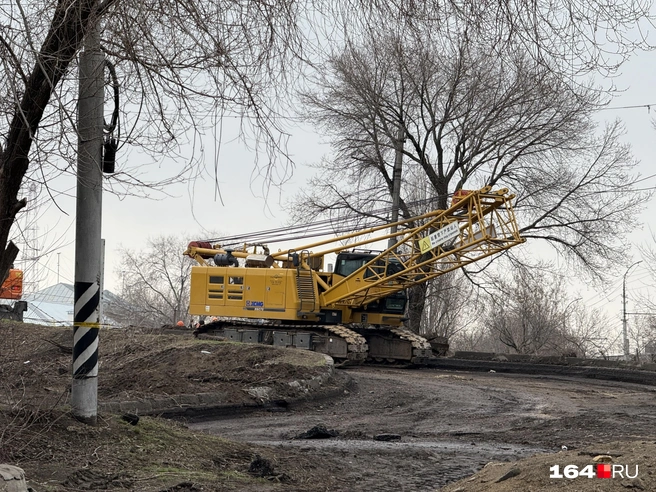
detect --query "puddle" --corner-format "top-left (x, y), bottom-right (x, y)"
top-left (247, 437), bottom-right (547, 456)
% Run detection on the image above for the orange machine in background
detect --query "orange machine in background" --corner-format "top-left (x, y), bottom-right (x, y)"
top-left (0, 269), bottom-right (26, 321)
top-left (0, 269), bottom-right (23, 300)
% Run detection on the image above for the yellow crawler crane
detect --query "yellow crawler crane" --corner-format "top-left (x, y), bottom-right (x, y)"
top-left (184, 186), bottom-right (524, 363)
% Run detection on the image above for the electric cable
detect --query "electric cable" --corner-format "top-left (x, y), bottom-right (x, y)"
top-left (199, 194), bottom-right (450, 247)
top-left (103, 57), bottom-right (120, 173)
top-left (103, 58), bottom-right (119, 134)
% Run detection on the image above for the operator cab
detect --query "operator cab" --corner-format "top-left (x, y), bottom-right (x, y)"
top-left (334, 251), bottom-right (407, 315)
top-left (334, 251), bottom-right (404, 278)
top-left (334, 252), bottom-right (375, 277)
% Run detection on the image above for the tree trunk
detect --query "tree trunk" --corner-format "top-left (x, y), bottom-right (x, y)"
top-left (406, 180), bottom-right (449, 334)
top-left (407, 283), bottom-right (428, 333)
top-left (0, 241), bottom-right (20, 286)
top-left (0, 0), bottom-right (96, 279)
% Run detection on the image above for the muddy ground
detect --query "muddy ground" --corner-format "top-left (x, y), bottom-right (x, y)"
top-left (191, 367), bottom-right (656, 491)
top-left (1, 321), bottom-right (656, 491)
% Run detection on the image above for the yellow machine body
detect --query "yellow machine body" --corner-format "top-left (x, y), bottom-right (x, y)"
top-left (185, 187), bottom-right (525, 364)
top-left (189, 266), bottom-right (308, 320)
top-left (188, 264), bottom-right (406, 326)
top-left (185, 187), bottom-right (524, 362)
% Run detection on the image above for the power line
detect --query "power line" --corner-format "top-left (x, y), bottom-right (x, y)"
top-left (584, 268), bottom-right (652, 310)
top-left (600, 102), bottom-right (656, 111)
top-left (200, 195), bottom-right (445, 246)
top-left (634, 174), bottom-right (656, 185)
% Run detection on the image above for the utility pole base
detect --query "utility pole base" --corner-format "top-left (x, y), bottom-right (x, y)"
top-left (71, 377), bottom-right (98, 425)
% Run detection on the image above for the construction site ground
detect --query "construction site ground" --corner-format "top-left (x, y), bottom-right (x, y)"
top-left (1, 321), bottom-right (655, 491)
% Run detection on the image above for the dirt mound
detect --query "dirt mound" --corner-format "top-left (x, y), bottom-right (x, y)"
top-left (0, 322), bottom-right (330, 408)
top-left (0, 321), bottom-right (348, 491)
top-left (0, 409), bottom-right (351, 491)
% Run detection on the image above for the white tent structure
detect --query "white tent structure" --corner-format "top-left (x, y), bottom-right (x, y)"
top-left (23, 283), bottom-right (121, 327)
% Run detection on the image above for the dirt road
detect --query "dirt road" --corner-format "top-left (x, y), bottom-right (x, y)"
top-left (189, 366), bottom-right (656, 491)
top-left (4, 324), bottom-right (655, 491)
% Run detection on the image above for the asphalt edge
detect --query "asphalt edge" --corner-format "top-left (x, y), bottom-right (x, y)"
top-left (428, 358), bottom-right (656, 386)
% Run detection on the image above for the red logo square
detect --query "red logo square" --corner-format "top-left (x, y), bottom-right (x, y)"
top-left (596, 464), bottom-right (611, 479)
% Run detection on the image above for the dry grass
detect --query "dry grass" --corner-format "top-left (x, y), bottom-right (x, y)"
top-left (0, 320), bottom-right (347, 491)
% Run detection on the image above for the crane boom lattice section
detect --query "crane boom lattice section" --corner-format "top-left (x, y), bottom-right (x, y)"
top-left (319, 187), bottom-right (524, 308)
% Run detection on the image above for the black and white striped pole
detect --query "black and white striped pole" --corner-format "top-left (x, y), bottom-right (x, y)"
top-left (72, 13), bottom-right (103, 425)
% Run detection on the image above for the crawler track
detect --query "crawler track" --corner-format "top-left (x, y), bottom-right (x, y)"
top-left (388, 327), bottom-right (433, 361)
top-left (191, 324), bottom-right (656, 386)
top-left (195, 319), bottom-right (436, 364)
top-left (196, 319), bottom-right (369, 362)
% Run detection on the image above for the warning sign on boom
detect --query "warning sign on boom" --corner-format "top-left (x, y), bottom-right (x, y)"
top-left (419, 222), bottom-right (460, 253)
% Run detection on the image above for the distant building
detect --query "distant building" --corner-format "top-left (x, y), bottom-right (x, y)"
top-left (23, 283), bottom-right (122, 327)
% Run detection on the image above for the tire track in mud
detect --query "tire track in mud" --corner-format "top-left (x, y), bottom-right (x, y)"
top-left (188, 367), bottom-right (656, 491)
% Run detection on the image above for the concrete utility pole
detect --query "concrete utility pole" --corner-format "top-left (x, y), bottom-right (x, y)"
top-left (72, 13), bottom-right (103, 424)
top-left (387, 124), bottom-right (404, 249)
top-left (622, 261), bottom-right (642, 361)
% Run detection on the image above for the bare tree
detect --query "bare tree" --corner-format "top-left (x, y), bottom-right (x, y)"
top-left (552, 303), bottom-right (617, 358)
top-left (628, 316), bottom-right (656, 361)
top-left (485, 268), bottom-right (572, 354)
top-left (299, 29), bottom-right (648, 270)
top-left (486, 266), bottom-right (566, 354)
top-left (641, 316), bottom-right (656, 361)
top-left (450, 327), bottom-right (489, 353)
top-left (482, 264), bottom-right (617, 356)
top-left (419, 271), bottom-right (479, 341)
top-left (354, 1), bottom-right (655, 82)
top-left (293, 19), bottom-right (651, 330)
top-left (0, 0), bottom-right (320, 287)
top-left (450, 271), bottom-right (618, 357)
top-left (1, 0), bottom-right (653, 291)
top-left (107, 235), bottom-right (193, 328)
top-left (637, 233), bottom-right (656, 315)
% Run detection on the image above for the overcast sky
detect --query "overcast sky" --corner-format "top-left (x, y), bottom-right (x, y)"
top-left (585, 49), bottom-right (656, 320)
top-left (16, 41), bottom-right (656, 338)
